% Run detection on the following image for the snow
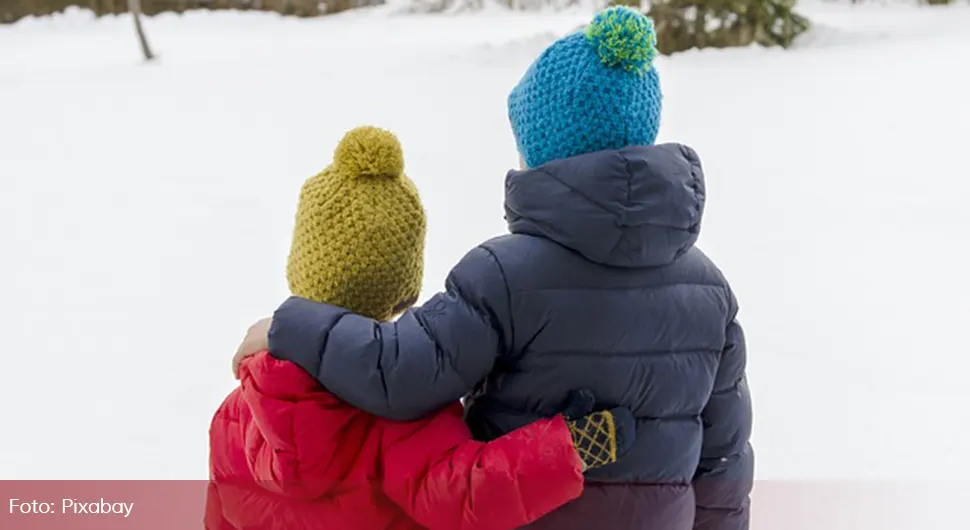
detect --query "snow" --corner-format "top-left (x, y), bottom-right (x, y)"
top-left (1, 1), bottom-right (968, 488)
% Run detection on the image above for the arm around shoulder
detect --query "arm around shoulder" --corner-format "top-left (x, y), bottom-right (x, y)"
top-left (268, 245), bottom-right (514, 421)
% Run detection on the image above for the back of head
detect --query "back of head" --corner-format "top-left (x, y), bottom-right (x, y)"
top-left (287, 126), bottom-right (426, 322)
top-left (508, 6), bottom-right (662, 169)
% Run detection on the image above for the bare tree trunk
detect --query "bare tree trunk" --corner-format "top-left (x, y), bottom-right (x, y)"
top-left (128, 0), bottom-right (155, 61)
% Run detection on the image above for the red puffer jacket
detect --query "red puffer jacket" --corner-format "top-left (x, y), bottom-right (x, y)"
top-left (205, 352), bottom-right (584, 530)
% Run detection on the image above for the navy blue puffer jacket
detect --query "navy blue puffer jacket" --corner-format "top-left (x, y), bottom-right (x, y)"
top-left (268, 144), bottom-right (754, 530)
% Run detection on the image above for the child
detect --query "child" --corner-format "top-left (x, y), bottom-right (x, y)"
top-left (205, 126), bottom-right (635, 530)
top-left (234, 7), bottom-right (754, 530)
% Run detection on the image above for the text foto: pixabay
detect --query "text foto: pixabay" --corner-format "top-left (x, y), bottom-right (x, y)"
top-left (10, 498), bottom-right (134, 517)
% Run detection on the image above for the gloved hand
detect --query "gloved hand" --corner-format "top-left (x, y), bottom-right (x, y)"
top-left (559, 390), bottom-right (635, 473)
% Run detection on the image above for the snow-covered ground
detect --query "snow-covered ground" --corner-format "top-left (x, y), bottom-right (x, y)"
top-left (1, 2), bottom-right (968, 485)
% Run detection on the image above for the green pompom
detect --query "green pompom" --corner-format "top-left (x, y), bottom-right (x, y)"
top-left (585, 6), bottom-right (657, 74)
top-left (333, 126), bottom-right (404, 179)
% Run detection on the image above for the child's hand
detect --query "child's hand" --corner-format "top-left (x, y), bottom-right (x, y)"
top-left (232, 316), bottom-right (272, 379)
top-left (558, 389), bottom-right (636, 473)
top-left (566, 407), bottom-right (635, 473)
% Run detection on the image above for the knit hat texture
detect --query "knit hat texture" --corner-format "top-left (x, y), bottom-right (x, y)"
top-left (508, 6), bottom-right (662, 169)
top-left (286, 126), bottom-right (426, 322)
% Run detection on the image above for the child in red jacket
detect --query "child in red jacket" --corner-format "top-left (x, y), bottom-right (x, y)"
top-left (205, 126), bottom-right (634, 530)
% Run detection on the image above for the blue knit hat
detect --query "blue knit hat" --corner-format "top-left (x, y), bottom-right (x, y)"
top-left (508, 6), bottom-right (662, 169)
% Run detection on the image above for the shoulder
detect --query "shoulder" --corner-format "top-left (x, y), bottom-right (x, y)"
top-left (480, 233), bottom-right (562, 261)
top-left (677, 247), bottom-right (731, 286)
top-left (477, 234), bottom-right (574, 284)
top-left (449, 243), bottom-right (503, 280)
top-left (210, 387), bottom-right (247, 429)
top-left (444, 238), bottom-right (525, 300)
top-left (678, 247), bottom-right (739, 315)
top-left (244, 352), bottom-right (339, 397)
top-left (456, 234), bottom-right (576, 299)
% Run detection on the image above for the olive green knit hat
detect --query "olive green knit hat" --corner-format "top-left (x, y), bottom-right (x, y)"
top-left (286, 126), bottom-right (426, 321)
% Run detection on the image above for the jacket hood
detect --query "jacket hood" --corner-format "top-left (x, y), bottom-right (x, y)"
top-left (504, 143), bottom-right (706, 268)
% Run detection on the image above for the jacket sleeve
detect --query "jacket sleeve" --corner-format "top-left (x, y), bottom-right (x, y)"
top-left (237, 352), bottom-right (369, 500)
top-left (380, 408), bottom-right (584, 530)
top-left (268, 246), bottom-right (512, 421)
top-left (693, 291), bottom-right (755, 530)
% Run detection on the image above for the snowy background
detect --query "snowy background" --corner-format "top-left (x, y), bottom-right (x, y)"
top-left (1, 1), bottom-right (968, 483)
